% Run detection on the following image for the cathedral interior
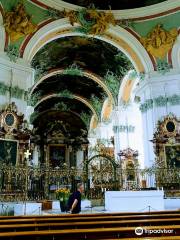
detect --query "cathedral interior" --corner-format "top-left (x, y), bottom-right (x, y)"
top-left (0, 0), bottom-right (179, 222)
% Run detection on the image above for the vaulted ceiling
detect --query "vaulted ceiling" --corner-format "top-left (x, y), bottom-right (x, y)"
top-left (1, 0), bottom-right (174, 143)
top-left (62, 0), bottom-right (166, 10)
top-left (31, 36), bottom-right (133, 139)
top-left (31, 36), bottom-right (131, 78)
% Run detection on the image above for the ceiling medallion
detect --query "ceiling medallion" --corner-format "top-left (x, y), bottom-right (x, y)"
top-left (140, 24), bottom-right (178, 59)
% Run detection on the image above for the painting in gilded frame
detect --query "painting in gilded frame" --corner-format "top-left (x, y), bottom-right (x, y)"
top-left (0, 138), bottom-right (18, 165)
top-left (164, 145), bottom-right (180, 168)
top-left (49, 144), bottom-right (66, 168)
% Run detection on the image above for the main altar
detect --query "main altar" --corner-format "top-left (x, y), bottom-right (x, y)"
top-left (0, 103), bottom-right (179, 214)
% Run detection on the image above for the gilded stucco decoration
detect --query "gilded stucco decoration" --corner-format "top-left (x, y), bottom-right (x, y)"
top-left (140, 24), bottom-right (178, 59)
top-left (64, 8), bottom-right (116, 35)
top-left (4, 3), bottom-right (37, 42)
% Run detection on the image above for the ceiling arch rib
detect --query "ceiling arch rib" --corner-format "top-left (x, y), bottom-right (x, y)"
top-left (34, 0), bottom-right (178, 17)
top-left (35, 93), bottom-right (98, 119)
top-left (30, 69), bottom-right (115, 105)
top-left (22, 18), bottom-right (154, 74)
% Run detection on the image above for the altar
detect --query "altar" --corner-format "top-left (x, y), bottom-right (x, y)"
top-left (105, 190), bottom-right (164, 212)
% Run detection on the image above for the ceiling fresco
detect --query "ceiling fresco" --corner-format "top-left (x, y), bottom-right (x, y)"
top-left (31, 36), bottom-right (133, 134)
top-left (61, 0), bottom-right (166, 10)
top-left (33, 74), bottom-right (106, 102)
top-left (1, 0), bottom-right (178, 142)
top-left (31, 36), bottom-right (132, 78)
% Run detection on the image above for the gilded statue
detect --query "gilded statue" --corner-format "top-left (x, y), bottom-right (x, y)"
top-left (64, 8), bottom-right (116, 35)
top-left (140, 24), bottom-right (178, 59)
top-left (4, 3), bottom-right (37, 42)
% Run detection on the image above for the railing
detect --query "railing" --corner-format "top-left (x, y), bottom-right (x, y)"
top-left (0, 165), bottom-right (179, 201)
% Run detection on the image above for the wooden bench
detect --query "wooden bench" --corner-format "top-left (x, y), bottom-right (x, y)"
top-left (100, 237), bottom-right (180, 240)
top-left (0, 211), bottom-right (179, 239)
top-left (0, 209), bottom-right (179, 219)
top-left (0, 225), bottom-right (179, 239)
top-left (0, 218), bottom-right (179, 232)
top-left (1, 213), bottom-right (180, 225)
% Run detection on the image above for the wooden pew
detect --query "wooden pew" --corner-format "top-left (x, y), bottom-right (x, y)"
top-left (1, 213), bottom-right (180, 225)
top-left (0, 218), bottom-right (180, 232)
top-left (0, 225), bottom-right (179, 239)
top-left (100, 237), bottom-right (180, 240)
top-left (0, 209), bottom-right (179, 220)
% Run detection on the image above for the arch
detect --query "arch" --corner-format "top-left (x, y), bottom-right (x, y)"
top-left (171, 33), bottom-right (180, 70)
top-left (30, 69), bottom-right (115, 104)
top-left (90, 114), bottom-right (98, 130)
top-left (32, 108), bottom-right (88, 123)
top-left (33, 0), bottom-right (180, 20)
top-left (0, 5), bottom-right (6, 52)
top-left (118, 70), bottom-right (138, 105)
top-left (35, 93), bottom-right (98, 119)
top-left (22, 18), bottom-right (154, 74)
top-left (101, 98), bottom-right (113, 122)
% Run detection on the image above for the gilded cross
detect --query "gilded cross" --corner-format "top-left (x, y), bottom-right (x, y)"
top-left (24, 149), bottom-right (31, 159)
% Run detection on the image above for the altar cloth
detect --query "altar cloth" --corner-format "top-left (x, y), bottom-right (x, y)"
top-left (105, 190), bottom-right (164, 212)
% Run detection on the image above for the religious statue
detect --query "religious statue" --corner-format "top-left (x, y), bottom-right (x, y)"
top-left (140, 24), bottom-right (178, 59)
top-left (64, 8), bottom-right (116, 35)
top-left (4, 3), bottom-right (37, 42)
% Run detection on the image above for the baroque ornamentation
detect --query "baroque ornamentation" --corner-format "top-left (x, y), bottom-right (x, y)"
top-left (168, 94), bottom-right (180, 106)
top-left (46, 7), bottom-right (64, 20)
top-left (90, 94), bottom-right (104, 118)
top-left (0, 82), bottom-right (26, 100)
top-left (53, 102), bottom-right (70, 111)
top-left (64, 8), bottom-right (116, 35)
top-left (139, 99), bottom-right (153, 112)
top-left (0, 82), bottom-right (9, 95)
top-left (140, 24), bottom-right (178, 59)
top-left (62, 64), bottom-right (83, 76)
top-left (154, 95), bottom-right (167, 107)
top-left (5, 45), bottom-right (19, 62)
top-left (57, 90), bottom-right (74, 99)
top-left (104, 70), bottom-right (120, 103)
top-left (80, 112), bottom-right (91, 127)
top-left (113, 125), bottom-right (135, 133)
top-left (152, 114), bottom-right (180, 168)
top-left (0, 102), bottom-right (31, 140)
top-left (4, 3), bottom-right (37, 42)
top-left (27, 92), bottom-right (42, 107)
top-left (139, 94), bottom-right (180, 113)
top-left (156, 59), bottom-right (171, 75)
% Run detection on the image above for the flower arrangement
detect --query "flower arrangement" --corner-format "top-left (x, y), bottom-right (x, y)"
top-left (55, 188), bottom-right (70, 202)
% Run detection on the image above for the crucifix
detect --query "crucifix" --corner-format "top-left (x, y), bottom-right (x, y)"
top-left (24, 149), bottom-right (31, 160)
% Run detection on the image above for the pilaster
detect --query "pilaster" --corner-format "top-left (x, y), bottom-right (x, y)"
top-left (135, 71), bottom-right (180, 167)
top-left (0, 55), bottom-right (34, 118)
